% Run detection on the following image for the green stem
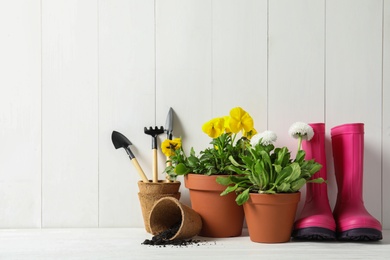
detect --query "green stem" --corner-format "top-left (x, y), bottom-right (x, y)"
top-left (297, 136), bottom-right (302, 154)
top-left (231, 133), bottom-right (237, 144)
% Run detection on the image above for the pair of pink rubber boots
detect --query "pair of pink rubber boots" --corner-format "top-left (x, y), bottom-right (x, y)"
top-left (292, 123), bottom-right (382, 241)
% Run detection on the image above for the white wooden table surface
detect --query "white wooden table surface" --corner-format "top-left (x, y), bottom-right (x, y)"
top-left (0, 229), bottom-right (388, 260)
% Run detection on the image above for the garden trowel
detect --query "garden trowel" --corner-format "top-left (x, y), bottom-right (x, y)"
top-left (165, 107), bottom-right (174, 140)
top-left (164, 108), bottom-right (174, 175)
top-left (112, 130), bottom-right (149, 183)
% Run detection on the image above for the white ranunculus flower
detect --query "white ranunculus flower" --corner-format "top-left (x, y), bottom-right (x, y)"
top-left (258, 130), bottom-right (277, 146)
top-left (288, 122), bottom-right (314, 141)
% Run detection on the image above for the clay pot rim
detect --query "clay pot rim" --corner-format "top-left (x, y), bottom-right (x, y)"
top-left (247, 192), bottom-right (301, 204)
top-left (184, 173), bottom-right (231, 191)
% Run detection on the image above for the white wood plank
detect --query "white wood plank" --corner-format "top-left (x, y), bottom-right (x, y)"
top-left (383, 0), bottom-right (390, 229)
top-left (98, 0), bottom-right (155, 227)
top-left (0, 229), bottom-right (389, 259)
top-left (268, 0), bottom-right (325, 147)
top-left (212, 0), bottom-right (268, 131)
top-left (326, 0), bottom-right (383, 221)
top-left (155, 0), bottom-right (213, 206)
top-left (268, 0), bottom-right (325, 213)
top-left (0, 0), bottom-right (41, 228)
top-left (41, 0), bottom-right (98, 227)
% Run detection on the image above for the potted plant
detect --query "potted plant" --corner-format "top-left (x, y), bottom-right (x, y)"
top-left (161, 107), bottom-right (257, 237)
top-left (216, 122), bottom-right (325, 243)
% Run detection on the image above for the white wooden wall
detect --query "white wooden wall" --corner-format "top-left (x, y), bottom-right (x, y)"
top-left (0, 0), bottom-right (389, 229)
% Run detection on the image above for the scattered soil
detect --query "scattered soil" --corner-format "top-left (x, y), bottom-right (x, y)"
top-left (142, 222), bottom-right (213, 247)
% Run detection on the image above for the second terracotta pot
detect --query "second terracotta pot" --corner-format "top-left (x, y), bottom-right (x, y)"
top-left (244, 192), bottom-right (301, 243)
top-left (184, 174), bottom-right (244, 237)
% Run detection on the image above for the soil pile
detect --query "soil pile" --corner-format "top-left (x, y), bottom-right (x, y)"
top-left (142, 222), bottom-right (209, 247)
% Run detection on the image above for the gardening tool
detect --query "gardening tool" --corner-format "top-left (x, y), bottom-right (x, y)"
top-left (165, 107), bottom-right (174, 140)
top-left (144, 126), bottom-right (165, 183)
top-left (331, 123), bottom-right (382, 241)
top-left (112, 130), bottom-right (149, 183)
top-left (164, 108), bottom-right (174, 175)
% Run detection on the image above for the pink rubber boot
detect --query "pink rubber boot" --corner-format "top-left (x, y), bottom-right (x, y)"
top-left (292, 123), bottom-right (336, 240)
top-left (331, 123), bottom-right (382, 241)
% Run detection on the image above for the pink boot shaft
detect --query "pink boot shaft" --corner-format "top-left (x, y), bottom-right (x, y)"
top-left (293, 123), bottom-right (336, 240)
top-left (331, 123), bottom-right (382, 240)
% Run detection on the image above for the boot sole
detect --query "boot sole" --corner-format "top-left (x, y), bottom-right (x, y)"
top-left (292, 227), bottom-right (336, 241)
top-left (337, 228), bottom-right (383, 241)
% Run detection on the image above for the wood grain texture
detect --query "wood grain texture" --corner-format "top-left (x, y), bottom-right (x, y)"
top-left (268, 0), bottom-right (325, 148)
top-left (268, 0), bottom-right (325, 212)
top-left (212, 0), bottom-right (268, 131)
top-left (0, 0), bottom-right (41, 228)
top-left (98, 0), bottom-right (155, 227)
top-left (41, 0), bottom-right (99, 227)
top-left (155, 0), bottom-right (213, 206)
top-left (326, 0), bottom-right (383, 221)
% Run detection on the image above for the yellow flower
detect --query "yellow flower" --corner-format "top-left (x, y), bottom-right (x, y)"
top-left (229, 107), bottom-right (254, 133)
top-left (243, 128), bottom-right (258, 140)
top-left (223, 116), bottom-right (232, 134)
top-left (161, 138), bottom-right (182, 157)
top-left (202, 117), bottom-right (225, 138)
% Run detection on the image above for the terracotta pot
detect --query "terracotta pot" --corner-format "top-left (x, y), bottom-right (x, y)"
top-left (149, 197), bottom-right (202, 240)
top-left (138, 180), bottom-right (181, 233)
top-left (184, 174), bottom-right (244, 237)
top-left (243, 192), bottom-right (301, 243)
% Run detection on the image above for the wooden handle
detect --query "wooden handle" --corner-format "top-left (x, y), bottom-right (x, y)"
top-left (152, 149), bottom-right (158, 183)
top-left (131, 158), bottom-right (149, 183)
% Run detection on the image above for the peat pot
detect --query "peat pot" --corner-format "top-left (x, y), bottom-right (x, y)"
top-left (149, 197), bottom-right (202, 240)
top-left (138, 180), bottom-right (181, 233)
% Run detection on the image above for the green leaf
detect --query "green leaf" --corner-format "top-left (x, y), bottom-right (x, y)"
top-left (241, 155), bottom-right (254, 167)
top-left (225, 165), bottom-right (246, 175)
top-left (275, 165), bottom-right (292, 184)
top-left (260, 150), bottom-right (272, 169)
top-left (277, 182), bottom-right (291, 192)
top-left (220, 184), bottom-right (239, 196)
top-left (190, 147), bottom-right (196, 157)
top-left (174, 163), bottom-right (190, 175)
top-left (289, 163), bottom-right (301, 182)
top-left (291, 178), bottom-right (306, 191)
top-left (236, 188), bottom-right (250, 205)
top-left (307, 177), bottom-right (326, 184)
top-left (250, 162), bottom-right (262, 187)
top-left (295, 150), bottom-right (306, 163)
top-left (216, 176), bottom-right (232, 186)
top-left (228, 155), bottom-right (241, 167)
top-left (275, 147), bottom-right (287, 165)
top-left (308, 162), bottom-right (322, 175)
top-left (187, 156), bottom-right (199, 168)
top-left (274, 164), bottom-right (282, 174)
